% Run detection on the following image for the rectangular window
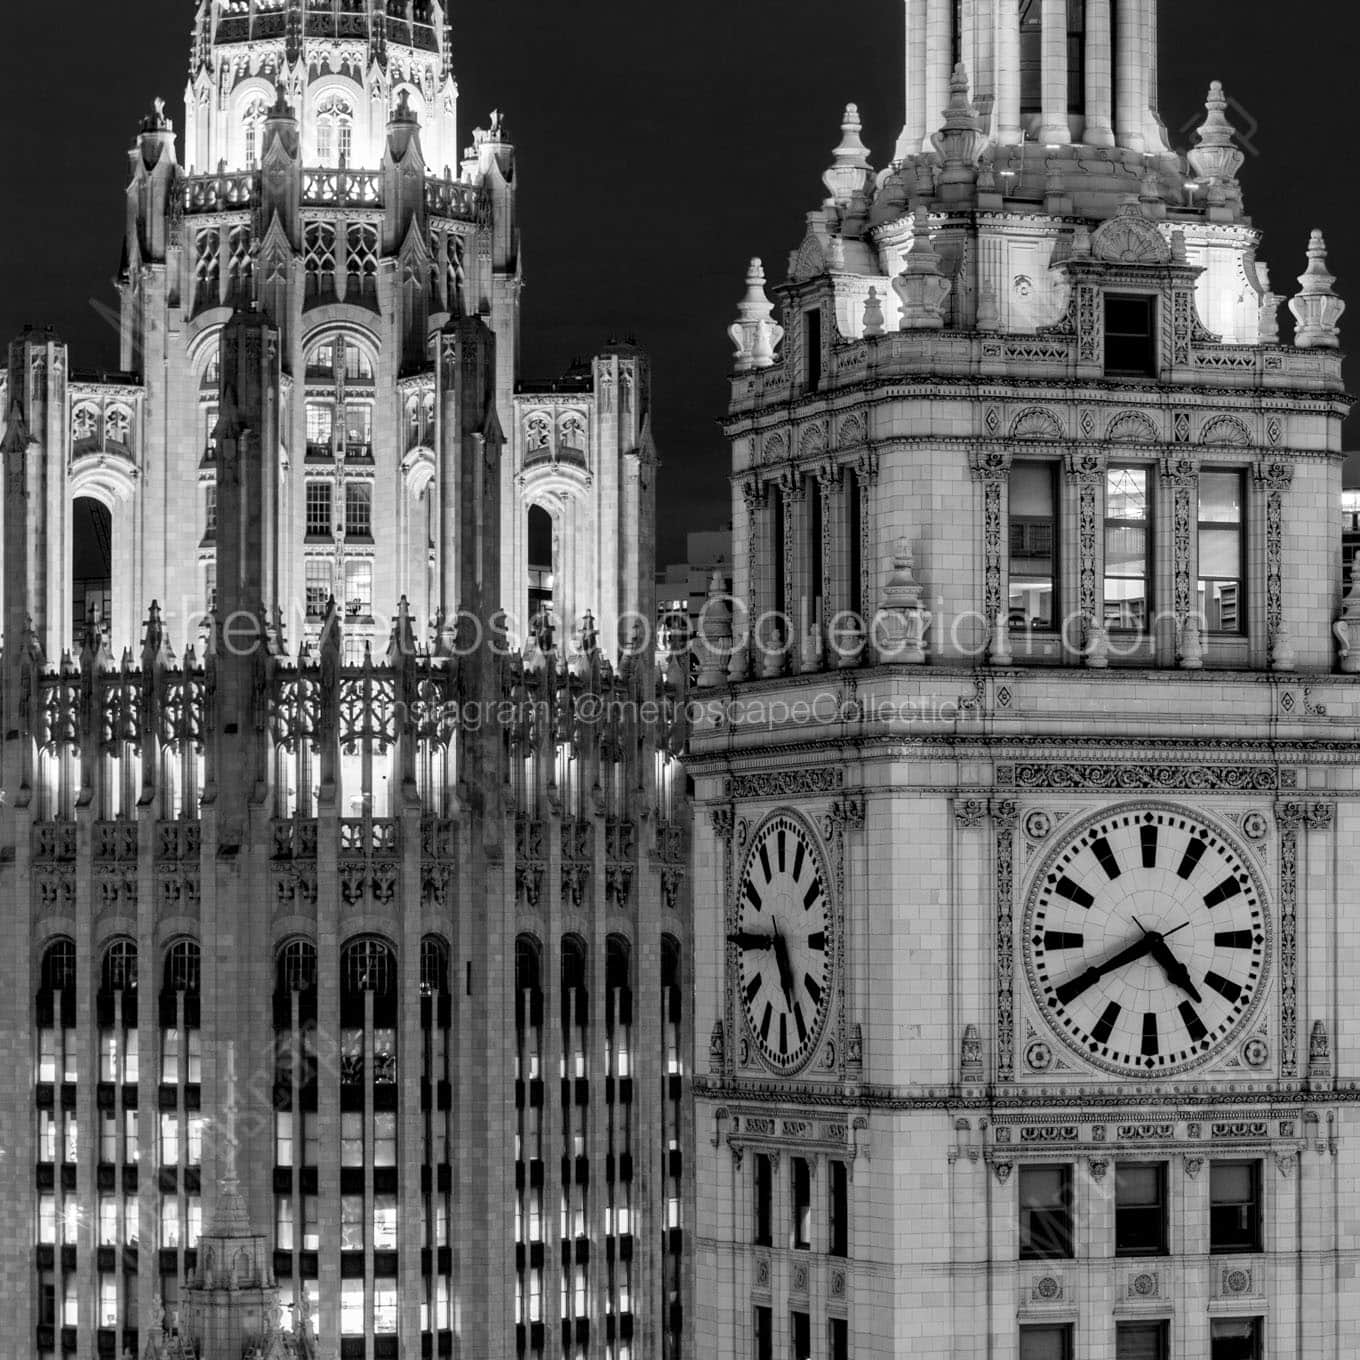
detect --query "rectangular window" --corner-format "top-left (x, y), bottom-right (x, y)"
top-left (205, 561), bottom-right (217, 615)
top-left (100, 1030), bottom-right (119, 1081)
top-left (160, 1112), bottom-right (179, 1165)
top-left (1021, 1324), bottom-right (1073, 1360)
top-left (344, 405), bottom-right (372, 458)
top-left (1105, 294), bottom-right (1158, 376)
top-left (186, 1114), bottom-right (203, 1166)
top-left (341, 1111), bottom-right (364, 1166)
top-left (63, 1276), bottom-right (78, 1326)
top-left (754, 1305), bottom-right (773, 1360)
top-left (754, 1152), bottom-right (772, 1246)
top-left (1009, 461), bottom-right (1059, 632)
top-left (345, 482), bottom-right (372, 539)
top-left (125, 1030), bottom-right (139, 1083)
top-left (373, 1194), bottom-right (398, 1249)
top-left (124, 1197), bottom-right (139, 1245)
top-left (204, 485), bottom-right (217, 539)
top-left (791, 1310), bottom-right (811, 1360)
top-left (305, 482), bottom-right (333, 539)
top-left (1116, 1320), bottom-right (1168, 1360)
top-left (38, 1028), bottom-right (57, 1082)
top-left (373, 1111), bottom-right (397, 1166)
top-left (275, 1111), bottom-right (294, 1167)
top-left (204, 406), bottom-right (219, 462)
top-left (62, 1200), bottom-right (79, 1245)
top-left (186, 1195), bottom-right (201, 1247)
top-left (1199, 471), bottom-right (1244, 633)
top-left (275, 1195), bottom-right (295, 1251)
top-left (341, 1194), bottom-right (365, 1250)
top-left (1211, 1318), bottom-right (1263, 1360)
top-left (101, 1111), bottom-right (118, 1163)
top-left (1019, 0), bottom-right (1041, 114)
top-left (161, 1197), bottom-right (181, 1248)
top-left (302, 1195), bottom-right (319, 1251)
top-left (1116, 1162), bottom-right (1168, 1256)
top-left (829, 1318), bottom-right (849, 1360)
top-left (828, 1159), bottom-right (848, 1256)
top-left (374, 1278), bottom-right (398, 1333)
top-left (1019, 1165), bottom-right (1074, 1260)
top-left (306, 402), bottom-right (335, 459)
top-left (125, 1110), bottom-right (139, 1164)
top-left (305, 559), bottom-right (332, 620)
top-left (39, 1109), bottom-right (56, 1162)
top-left (1105, 467), bottom-right (1150, 631)
top-left (791, 1156), bottom-right (811, 1249)
top-left (99, 1275), bottom-right (118, 1327)
top-left (340, 1279), bottom-right (365, 1336)
top-left (38, 1193), bottom-right (56, 1243)
top-left (1210, 1160), bottom-right (1262, 1253)
top-left (344, 559), bottom-right (373, 617)
top-left (63, 1112), bottom-right (79, 1163)
top-left (161, 1028), bottom-right (180, 1083)
top-left (803, 309), bottom-right (822, 392)
top-left (99, 1196), bottom-right (118, 1246)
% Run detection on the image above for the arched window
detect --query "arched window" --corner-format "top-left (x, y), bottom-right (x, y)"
top-left (316, 94), bottom-right (354, 167)
top-left (98, 939), bottom-right (138, 1082)
top-left (243, 96), bottom-right (269, 169)
top-left (278, 938), bottom-right (318, 994)
top-left (273, 936), bottom-right (319, 1267)
top-left (159, 939), bottom-right (203, 1296)
top-left (420, 936), bottom-right (449, 997)
top-left (102, 938), bottom-right (138, 993)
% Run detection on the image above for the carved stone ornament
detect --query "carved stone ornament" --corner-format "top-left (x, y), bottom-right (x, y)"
top-left (992, 1160), bottom-right (1014, 1184)
top-left (1184, 1156), bottom-right (1203, 1179)
top-left (1088, 1158), bottom-right (1109, 1182)
top-left (1091, 209), bottom-right (1173, 265)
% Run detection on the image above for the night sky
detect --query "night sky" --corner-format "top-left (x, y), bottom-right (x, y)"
top-left (0, 1), bottom-right (1352, 565)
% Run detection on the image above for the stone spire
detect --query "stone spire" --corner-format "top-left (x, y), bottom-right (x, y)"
top-left (1290, 230), bottom-right (1345, 348)
top-left (728, 259), bottom-right (785, 371)
top-left (207, 1041), bottom-right (252, 1237)
top-left (822, 103), bottom-right (873, 209)
top-left (1187, 82), bottom-right (1245, 186)
top-left (892, 208), bottom-right (952, 330)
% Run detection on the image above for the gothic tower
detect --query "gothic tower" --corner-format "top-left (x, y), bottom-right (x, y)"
top-left (690, 3), bottom-right (1356, 1358)
top-left (0, 4), bottom-right (690, 1359)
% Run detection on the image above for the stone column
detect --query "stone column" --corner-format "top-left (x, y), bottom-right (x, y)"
top-left (994, 0), bottom-right (1022, 145)
top-left (970, 450), bottom-right (1012, 654)
top-left (1083, 0), bottom-right (1115, 145)
top-left (1115, 0), bottom-right (1148, 151)
top-left (1040, 0), bottom-right (1071, 144)
top-left (925, 0), bottom-right (954, 147)
top-left (897, 0), bottom-right (930, 159)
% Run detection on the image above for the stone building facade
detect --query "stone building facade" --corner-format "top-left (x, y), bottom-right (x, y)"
top-left (688, 2), bottom-right (1358, 1358)
top-left (0, 3), bottom-right (689, 1359)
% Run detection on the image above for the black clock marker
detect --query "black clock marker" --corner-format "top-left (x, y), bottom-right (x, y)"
top-left (1204, 971), bottom-right (1242, 1003)
top-left (803, 975), bottom-right (822, 1005)
top-left (1091, 836), bottom-right (1121, 880)
top-left (1214, 930), bottom-right (1254, 949)
top-left (1056, 876), bottom-right (1095, 909)
top-left (759, 844), bottom-right (772, 884)
top-left (744, 975), bottom-right (762, 1005)
top-left (743, 880), bottom-right (763, 911)
top-left (1140, 825), bottom-right (1158, 868)
top-left (793, 1003), bottom-right (807, 1045)
top-left (807, 932), bottom-right (826, 952)
top-left (1043, 931), bottom-right (1085, 950)
top-left (1203, 876), bottom-right (1243, 909)
top-left (792, 841), bottom-right (806, 883)
top-left (1141, 1012), bottom-right (1159, 1057)
top-left (1091, 1001), bottom-right (1121, 1045)
top-left (778, 1014), bottom-right (788, 1055)
top-left (760, 1004), bottom-right (772, 1043)
top-left (1177, 837), bottom-right (1208, 880)
top-left (1178, 1000), bottom-right (1208, 1043)
top-left (803, 880), bottom-right (822, 911)
top-left (777, 830), bottom-right (786, 874)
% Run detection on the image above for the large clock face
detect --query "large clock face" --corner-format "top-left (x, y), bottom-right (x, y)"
top-left (733, 813), bottom-right (833, 1074)
top-left (1024, 806), bottom-right (1268, 1076)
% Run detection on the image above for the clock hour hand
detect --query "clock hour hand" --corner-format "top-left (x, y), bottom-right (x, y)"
top-left (727, 931), bottom-right (775, 951)
top-left (1054, 932), bottom-right (1158, 1005)
top-left (1148, 937), bottom-right (1203, 1002)
top-left (771, 926), bottom-right (797, 1012)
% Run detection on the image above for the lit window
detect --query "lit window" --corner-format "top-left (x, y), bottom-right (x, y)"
top-left (344, 482), bottom-right (372, 539)
top-left (343, 341), bottom-right (373, 382)
top-left (344, 404), bottom-right (372, 457)
top-left (341, 1111), bottom-right (364, 1166)
top-left (242, 97), bottom-right (268, 168)
top-left (305, 559), bottom-right (332, 619)
top-left (204, 485), bottom-right (217, 539)
top-left (39, 1110), bottom-right (57, 1162)
top-left (276, 1111), bottom-right (294, 1167)
top-left (1116, 1163), bottom-right (1168, 1256)
top-left (1198, 471), bottom-right (1244, 633)
top-left (62, 1200), bottom-right (79, 1245)
top-left (99, 1275), bottom-right (118, 1327)
top-left (374, 1278), bottom-right (398, 1333)
top-left (302, 1195), bottom-right (319, 1251)
top-left (1019, 1165), bottom-right (1074, 1260)
top-left (63, 1112), bottom-right (79, 1163)
top-left (1009, 462), bottom-right (1058, 631)
top-left (100, 1112), bottom-right (117, 1163)
top-left (344, 559), bottom-right (373, 617)
top-left (276, 1195), bottom-right (295, 1251)
top-left (99, 1196), bottom-right (118, 1246)
top-left (124, 1197), bottom-right (139, 1244)
top-left (374, 1111), bottom-right (397, 1166)
top-left (186, 1115), bottom-right (204, 1166)
top-left (161, 1197), bottom-right (181, 1248)
top-left (1104, 467), bottom-right (1150, 631)
top-left (306, 404), bottom-right (335, 460)
top-left (341, 1194), bottom-right (364, 1250)
top-left (125, 1110), bottom-right (139, 1164)
top-left (186, 1196), bottom-right (201, 1247)
top-left (160, 1113), bottom-right (179, 1165)
top-left (373, 1195), bottom-right (398, 1249)
top-left (372, 1026), bottom-right (396, 1082)
top-left (340, 1279), bottom-right (365, 1336)
top-left (38, 1194), bottom-right (56, 1244)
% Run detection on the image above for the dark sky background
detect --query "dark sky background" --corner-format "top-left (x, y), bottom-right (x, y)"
top-left (0, 1), bottom-right (1352, 566)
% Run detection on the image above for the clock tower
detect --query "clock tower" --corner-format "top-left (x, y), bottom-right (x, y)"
top-left (689, 3), bottom-right (1359, 1359)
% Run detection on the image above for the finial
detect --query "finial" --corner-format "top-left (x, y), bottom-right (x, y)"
top-left (1187, 81), bottom-right (1245, 185)
top-left (892, 209), bottom-right (952, 330)
top-left (1290, 230), bottom-right (1345, 348)
top-left (823, 102), bottom-right (873, 209)
top-left (863, 286), bottom-right (885, 337)
top-left (728, 258), bottom-right (785, 372)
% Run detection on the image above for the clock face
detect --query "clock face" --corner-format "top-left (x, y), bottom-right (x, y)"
top-left (1024, 806), bottom-right (1268, 1076)
top-left (733, 813), bottom-right (833, 1074)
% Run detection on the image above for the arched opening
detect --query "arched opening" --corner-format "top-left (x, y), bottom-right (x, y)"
top-left (72, 497), bottom-right (112, 637)
top-left (527, 504), bottom-right (554, 642)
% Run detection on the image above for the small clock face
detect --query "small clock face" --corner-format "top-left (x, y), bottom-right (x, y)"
top-left (733, 813), bottom-right (833, 1074)
top-left (1024, 806), bottom-right (1268, 1076)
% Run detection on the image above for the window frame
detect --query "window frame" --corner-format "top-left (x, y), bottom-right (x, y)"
top-left (1210, 1159), bottom-right (1263, 1254)
top-left (1104, 465), bottom-right (1153, 633)
top-left (305, 481), bottom-right (334, 540)
top-left (1114, 1161), bottom-right (1169, 1257)
top-left (1197, 468), bottom-right (1246, 635)
top-left (1104, 292), bottom-right (1159, 377)
top-left (1018, 1163), bottom-right (1075, 1261)
top-left (1020, 1323), bottom-right (1074, 1360)
top-left (1210, 1316), bottom-right (1264, 1360)
top-left (1009, 459), bottom-right (1060, 634)
top-left (1115, 1319), bottom-right (1169, 1360)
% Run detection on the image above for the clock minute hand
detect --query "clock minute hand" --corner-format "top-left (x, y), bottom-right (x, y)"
top-left (771, 927), bottom-right (797, 1011)
top-left (727, 931), bottom-right (775, 951)
top-left (1054, 932), bottom-right (1158, 1005)
top-left (1149, 938), bottom-right (1203, 1002)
